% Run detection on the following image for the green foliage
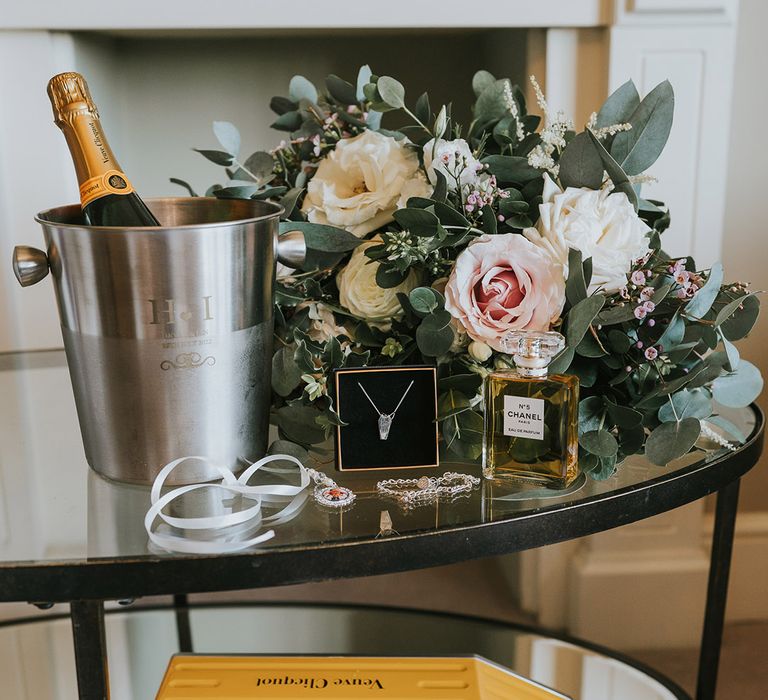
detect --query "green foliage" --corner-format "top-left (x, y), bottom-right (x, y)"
top-left (177, 65), bottom-right (760, 475)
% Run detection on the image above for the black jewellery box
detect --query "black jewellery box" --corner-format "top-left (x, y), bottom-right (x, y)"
top-left (333, 366), bottom-right (439, 471)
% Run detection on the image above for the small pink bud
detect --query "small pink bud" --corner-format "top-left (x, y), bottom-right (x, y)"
top-left (647, 319), bottom-right (656, 327)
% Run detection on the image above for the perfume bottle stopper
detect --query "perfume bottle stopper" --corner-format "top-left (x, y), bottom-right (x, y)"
top-left (502, 330), bottom-right (565, 377)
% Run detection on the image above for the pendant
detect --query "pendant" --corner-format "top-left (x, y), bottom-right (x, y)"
top-left (378, 413), bottom-right (393, 440)
top-left (314, 484), bottom-right (356, 509)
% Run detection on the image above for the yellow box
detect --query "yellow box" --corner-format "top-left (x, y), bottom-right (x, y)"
top-left (156, 654), bottom-right (571, 699)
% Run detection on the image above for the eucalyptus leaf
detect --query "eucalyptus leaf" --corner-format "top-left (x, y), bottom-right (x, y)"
top-left (272, 402), bottom-right (326, 445)
top-left (409, 287), bottom-right (440, 315)
top-left (657, 389), bottom-right (712, 422)
top-left (707, 415), bottom-right (747, 444)
top-left (719, 332), bottom-right (740, 372)
top-left (718, 294), bottom-right (760, 342)
top-left (565, 248), bottom-right (587, 305)
top-left (271, 111), bottom-right (303, 132)
top-left (596, 80), bottom-right (640, 129)
top-left (432, 171), bottom-right (448, 203)
top-left (377, 76), bottom-right (406, 109)
top-left (416, 311), bottom-right (454, 357)
top-left (439, 373), bottom-right (483, 395)
top-left (618, 425), bottom-right (645, 455)
top-left (481, 155), bottom-right (541, 185)
top-left (474, 79), bottom-right (510, 123)
top-left (586, 131), bottom-right (638, 211)
top-left (657, 312), bottom-right (685, 351)
top-left (443, 410), bottom-right (483, 460)
top-left (712, 360), bottom-right (763, 408)
top-left (589, 455), bottom-right (618, 480)
top-left (645, 417), bottom-right (700, 466)
top-left (579, 429), bottom-right (619, 458)
top-left (375, 265), bottom-right (407, 289)
top-left (193, 149), bottom-right (234, 167)
top-left (268, 439), bottom-right (310, 463)
top-left (611, 80), bottom-right (674, 176)
top-left (414, 92), bottom-right (431, 125)
top-left (279, 221), bottom-right (362, 253)
top-left (279, 187), bottom-right (304, 218)
top-left (558, 131), bottom-right (604, 189)
top-left (271, 345), bottom-right (303, 397)
top-left (270, 96), bottom-right (297, 115)
top-left (472, 70), bottom-right (496, 97)
top-left (549, 346), bottom-right (575, 375)
top-left (356, 65), bottom-right (373, 101)
top-left (214, 185), bottom-right (259, 199)
top-left (606, 401), bottom-right (643, 428)
top-left (393, 208), bottom-right (440, 236)
top-left (288, 75), bottom-right (318, 104)
top-left (213, 121), bottom-right (241, 156)
top-left (579, 396), bottom-right (605, 433)
top-left (244, 151), bottom-right (274, 180)
top-left (596, 302), bottom-right (637, 325)
top-left (326, 74), bottom-right (357, 105)
top-left (437, 389), bottom-right (471, 420)
top-left (685, 263), bottom-right (723, 319)
top-left (566, 295), bottom-right (605, 347)
top-left (169, 178), bottom-right (198, 197)
top-left (607, 329), bottom-right (632, 354)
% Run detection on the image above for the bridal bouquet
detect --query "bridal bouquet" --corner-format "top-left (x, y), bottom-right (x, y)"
top-left (176, 66), bottom-right (761, 478)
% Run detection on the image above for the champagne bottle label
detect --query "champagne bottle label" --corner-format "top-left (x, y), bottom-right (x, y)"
top-left (79, 169), bottom-right (135, 207)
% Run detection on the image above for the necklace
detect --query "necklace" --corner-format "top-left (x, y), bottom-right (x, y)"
top-left (376, 471), bottom-right (481, 507)
top-left (304, 466), bottom-right (357, 508)
top-left (358, 379), bottom-right (414, 440)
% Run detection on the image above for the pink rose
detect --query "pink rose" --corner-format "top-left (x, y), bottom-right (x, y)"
top-left (444, 234), bottom-right (565, 352)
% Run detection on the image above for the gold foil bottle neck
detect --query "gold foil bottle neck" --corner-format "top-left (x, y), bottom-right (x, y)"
top-left (47, 72), bottom-right (99, 125)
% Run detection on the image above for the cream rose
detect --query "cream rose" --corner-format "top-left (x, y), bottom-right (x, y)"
top-left (302, 130), bottom-right (430, 238)
top-left (523, 174), bottom-right (651, 294)
top-left (444, 234), bottom-right (565, 352)
top-left (423, 137), bottom-right (483, 192)
top-left (337, 238), bottom-right (419, 324)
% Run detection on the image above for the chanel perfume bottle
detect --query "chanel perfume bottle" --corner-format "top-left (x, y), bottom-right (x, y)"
top-left (483, 331), bottom-right (579, 488)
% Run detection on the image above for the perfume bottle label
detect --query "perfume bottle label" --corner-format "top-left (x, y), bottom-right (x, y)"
top-left (503, 395), bottom-right (545, 440)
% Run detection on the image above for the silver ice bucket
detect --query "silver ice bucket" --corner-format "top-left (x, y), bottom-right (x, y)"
top-left (13, 197), bottom-right (304, 485)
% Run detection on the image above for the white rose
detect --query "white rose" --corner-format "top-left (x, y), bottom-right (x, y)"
top-left (523, 174), bottom-right (651, 294)
top-left (302, 130), bottom-right (429, 238)
top-left (423, 138), bottom-right (483, 192)
top-left (337, 238), bottom-right (419, 325)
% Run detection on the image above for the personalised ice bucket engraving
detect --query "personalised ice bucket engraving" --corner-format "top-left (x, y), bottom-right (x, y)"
top-left (12, 198), bottom-right (305, 485)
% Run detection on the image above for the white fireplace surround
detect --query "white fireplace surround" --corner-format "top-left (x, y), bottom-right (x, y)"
top-left (0, 0), bottom-right (758, 660)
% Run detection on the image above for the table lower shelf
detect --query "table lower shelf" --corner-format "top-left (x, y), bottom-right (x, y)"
top-left (1, 601), bottom-right (688, 700)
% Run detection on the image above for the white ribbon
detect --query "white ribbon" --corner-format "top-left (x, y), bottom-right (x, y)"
top-left (144, 454), bottom-right (310, 554)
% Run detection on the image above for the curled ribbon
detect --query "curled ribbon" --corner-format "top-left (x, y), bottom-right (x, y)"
top-left (144, 454), bottom-right (310, 554)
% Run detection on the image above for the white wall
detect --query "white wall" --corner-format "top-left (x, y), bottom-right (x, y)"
top-left (721, 0), bottom-right (768, 512)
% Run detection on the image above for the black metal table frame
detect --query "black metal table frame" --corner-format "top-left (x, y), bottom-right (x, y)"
top-left (2, 407), bottom-right (762, 700)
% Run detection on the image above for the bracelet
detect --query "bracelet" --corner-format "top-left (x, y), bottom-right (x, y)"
top-left (376, 471), bottom-right (480, 507)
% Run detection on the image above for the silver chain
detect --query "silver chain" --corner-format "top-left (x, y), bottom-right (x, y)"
top-left (358, 380), bottom-right (414, 419)
top-left (376, 471), bottom-right (480, 507)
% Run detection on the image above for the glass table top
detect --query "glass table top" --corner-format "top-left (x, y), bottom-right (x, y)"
top-left (0, 603), bottom-right (686, 700)
top-left (0, 349), bottom-right (758, 572)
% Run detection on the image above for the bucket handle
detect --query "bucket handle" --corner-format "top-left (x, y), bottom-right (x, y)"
top-left (13, 230), bottom-right (306, 287)
top-left (276, 229), bottom-right (306, 268)
top-left (12, 246), bottom-right (49, 287)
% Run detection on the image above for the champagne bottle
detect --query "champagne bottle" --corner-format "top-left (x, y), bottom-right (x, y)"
top-left (47, 72), bottom-right (160, 226)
